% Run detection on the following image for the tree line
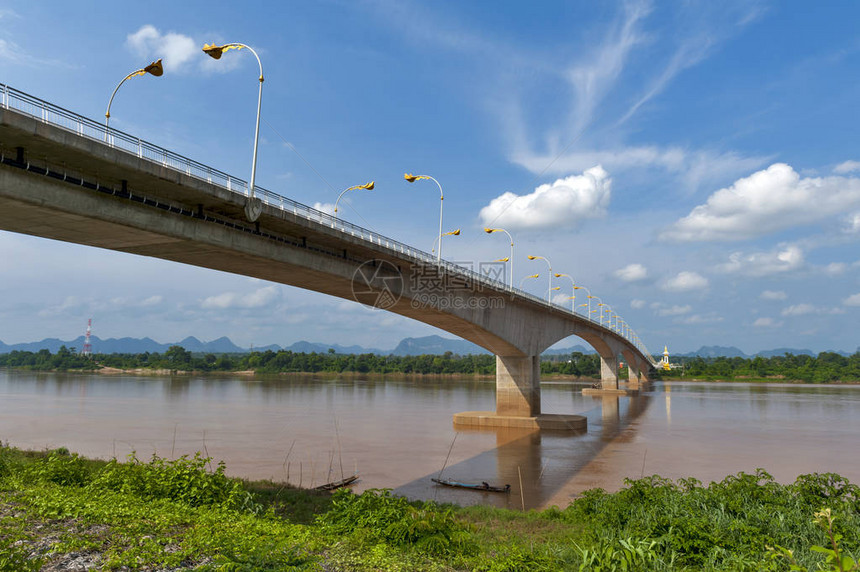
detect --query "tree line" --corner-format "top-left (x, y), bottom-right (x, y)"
top-left (661, 352), bottom-right (860, 383)
top-left (4, 346), bottom-right (860, 382)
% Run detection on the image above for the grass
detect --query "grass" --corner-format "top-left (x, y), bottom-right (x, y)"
top-left (1, 443), bottom-right (859, 570)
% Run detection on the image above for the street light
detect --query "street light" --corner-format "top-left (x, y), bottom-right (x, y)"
top-left (203, 42), bottom-right (265, 222)
top-left (334, 181), bottom-right (374, 219)
top-left (404, 174), bottom-right (444, 263)
top-left (555, 273), bottom-right (576, 312)
top-left (527, 255), bottom-right (553, 303)
top-left (519, 273), bottom-right (539, 290)
top-left (105, 59), bottom-right (163, 139)
top-left (587, 295), bottom-right (600, 322)
top-left (432, 229), bottom-right (460, 255)
top-left (484, 228), bottom-right (514, 287)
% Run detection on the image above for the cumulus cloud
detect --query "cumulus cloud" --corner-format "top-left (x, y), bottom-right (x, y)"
top-left (630, 299), bottom-right (646, 309)
top-left (661, 271), bottom-right (708, 292)
top-left (718, 244), bottom-right (805, 277)
top-left (753, 317), bottom-right (781, 328)
top-left (614, 263), bottom-right (648, 282)
top-left (655, 304), bottom-right (692, 317)
top-left (313, 202), bottom-right (336, 216)
top-left (126, 25), bottom-right (198, 71)
top-left (824, 262), bottom-right (847, 276)
top-left (478, 166), bottom-right (610, 231)
top-left (661, 163), bottom-right (860, 241)
top-left (781, 304), bottom-right (844, 317)
top-left (834, 160), bottom-right (860, 174)
top-left (201, 286), bottom-right (279, 310)
top-left (846, 213), bottom-right (860, 234)
top-left (760, 290), bottom-right (787, 301)
top-left (675, 313), bottom-right (723, 325)
top-left (844, 293), bottom-right (860, 307)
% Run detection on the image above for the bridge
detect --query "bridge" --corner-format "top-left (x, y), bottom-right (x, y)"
top-left (0, 83), bottom-right (657, 430)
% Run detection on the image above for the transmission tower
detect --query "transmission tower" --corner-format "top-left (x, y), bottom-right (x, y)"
top-left (81, 318), bottom-right (93, 357)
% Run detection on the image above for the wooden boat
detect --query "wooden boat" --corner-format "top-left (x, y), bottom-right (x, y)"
top-left (315, 474), bottom-right (359, 491)
top-left (431, 477), bottom-right (510, 493)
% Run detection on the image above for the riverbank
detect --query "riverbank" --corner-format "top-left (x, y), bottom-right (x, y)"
top-left (1, 444), bottom-right (857, 571)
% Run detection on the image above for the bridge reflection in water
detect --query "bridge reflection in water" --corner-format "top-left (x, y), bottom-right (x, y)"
top-left (395, 390), bottom-right (652, 510)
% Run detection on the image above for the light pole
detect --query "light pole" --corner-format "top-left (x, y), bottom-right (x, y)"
top-left (573, 285), bottom-right (592, 317)
top-left (484, 228), bottom-right (514, 287)
top-left (527, 255), bottom-right (553, 302)
top-left (587, 295), bottom-right (601, 323)
top-left (555, 273), bottom-right (576, 312)
top-left (105, 59), bottom-right (163, 140)
top-left (519, 273), bottom-right (539, 290)
top-left (203, 42), bottom-right (265, 222)
top-left (432, 229), bottom-right (460, 255)
top-left (334, 181), bottom-right (374, 219)
top-left (404, 174), bottom-right (444, 263)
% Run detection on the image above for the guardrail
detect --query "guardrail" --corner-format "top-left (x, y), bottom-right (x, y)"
top-left (0, 82), bottom-right (655, 365)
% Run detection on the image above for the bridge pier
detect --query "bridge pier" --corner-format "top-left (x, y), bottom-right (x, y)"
top-left (599, 354), bottom-right (619, 390)
top-left (627, 361), bottom-right (641, 390)
top-left (452, 354), bottom-right (586, 431)
top-left (496, 355), bottom-right (540, 417)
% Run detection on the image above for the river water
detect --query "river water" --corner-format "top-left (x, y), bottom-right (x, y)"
top-left (1, 370), bottom-right (859, 510)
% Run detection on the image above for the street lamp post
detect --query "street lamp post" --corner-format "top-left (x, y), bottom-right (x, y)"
top-left (203, 42), bottom-right (265, 222)
top-left (519, 273), bottom-right (539, 290)
top-left (404, 174), bottom-right (444, 263)
top-left (554, 273), bottom-right (576, 312)
top-left (105, 59), bottom-right (163, 140)
top-left (527, 255), bottom-right (553, 303)
top-left (334, 181), bottom-right (374, 220)
top-left (484, 228), bottom-right (514, 287)
top-left (432, 229), bottom-right (460, 255)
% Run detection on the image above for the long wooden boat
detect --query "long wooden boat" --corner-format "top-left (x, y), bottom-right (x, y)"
top-left (315, 474), bottom-right (359, 491)
top-left (431, 477), bottom-right (510, 493)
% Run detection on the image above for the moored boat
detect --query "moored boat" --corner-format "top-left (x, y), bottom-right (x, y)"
top-left (431, 477), bottom-right (510, 493)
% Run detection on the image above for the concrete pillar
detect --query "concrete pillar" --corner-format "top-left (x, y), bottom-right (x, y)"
top-left (627, 361), bottom-right (641, 390)
top-left (638, 360), bottom-right (649, 384)
top-left (496, 355), bottom-right (541, 417)
top-left (599, 354), bottom-right (619, 390)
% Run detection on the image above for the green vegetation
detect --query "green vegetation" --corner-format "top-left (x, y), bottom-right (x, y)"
top-left (1, 444), bottom-right (859, 570)
top-left (660, 352), bottom-right (860, 383)
top-left (4, 346), bottom-right (860, 382)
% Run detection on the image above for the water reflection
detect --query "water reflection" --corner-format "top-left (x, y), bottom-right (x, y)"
top-left (2, 371), bottom-right (860, 510)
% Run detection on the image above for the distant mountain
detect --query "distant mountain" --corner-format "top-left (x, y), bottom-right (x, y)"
top-left (391, 335), bottom-right (487, 356)
top-left (0, 335), bottom-right (852, 358)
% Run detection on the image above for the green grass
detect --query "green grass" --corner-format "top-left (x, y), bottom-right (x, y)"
top-left (1, 443), bottom-right (858, 571)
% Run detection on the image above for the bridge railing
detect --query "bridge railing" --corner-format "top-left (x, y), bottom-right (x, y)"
top-left (0, 82), bottom-right (655, 364)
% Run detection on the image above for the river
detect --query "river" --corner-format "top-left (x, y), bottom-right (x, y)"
top-left (1, 370), bottom-right (859, 510)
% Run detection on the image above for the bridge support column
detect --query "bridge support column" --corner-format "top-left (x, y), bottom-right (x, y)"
top-left (627, 362), bottom-right (641, 390)
top-left (495, 355), bottom-right (541, 417)
top-left (599, 355), bottom-right (619, 390)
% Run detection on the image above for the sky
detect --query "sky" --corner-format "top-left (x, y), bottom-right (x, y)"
top-left (1, 0), bottom-right (859, 355)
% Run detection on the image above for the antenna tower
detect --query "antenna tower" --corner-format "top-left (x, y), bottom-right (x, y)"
top-left (82, 318), bottom-right (93, 357)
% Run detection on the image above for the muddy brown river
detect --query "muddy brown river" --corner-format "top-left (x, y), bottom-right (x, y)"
top-left (1, 370), bottom-right (858, 510)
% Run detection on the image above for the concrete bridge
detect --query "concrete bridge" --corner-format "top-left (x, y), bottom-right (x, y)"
top-left (0, 83), bottom-right (656, 430)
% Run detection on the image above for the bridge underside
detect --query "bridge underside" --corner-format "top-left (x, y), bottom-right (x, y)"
top-left (0, 107), bottom-right (653, 431)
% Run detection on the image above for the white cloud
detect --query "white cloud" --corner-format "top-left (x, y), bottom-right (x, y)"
top-left (655, 304), bottom-right (692, 317)
top-left (753, 317), bottom-right (782, 328)
top-left (781, 303), bottom-right (815, 317)
top-left (718, 244), bottom-right (805, 277)
top-left (141, 295), bottom-right (163, 307)
top-left (846, 213), bottom-right (860, 234)
top-left (760, 290), bottom-right (787, 301)
top-left (834, 160), bottom-right (860, 174)
top-left (661, 163), bottom-right (860, 241)
top-left (661, 271), bottom-right (708, 292)
top-left (824, 262), bottom-right (847, 276)
top-left (778, 304), bottom-right (844, 317)
top-left (201, 286), bottom-right (279, 310)
top-left (614, 263), bottom-right (648, 282)
top-left (844, 293), bottom-right (860, 307)
top-left (126, 25), bottom-right (198, 71)
top-left (478, 166), bottom-right (610, 231)
top-left (313, 202), bottom-right (336, 216)
top-left (630, 299), bottom-right (646, 309)
top-left (675, 313), bottom-right (723, 325)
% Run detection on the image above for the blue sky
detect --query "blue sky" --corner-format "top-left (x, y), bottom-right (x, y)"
top-left (1, 1), bottom-right (859, 355)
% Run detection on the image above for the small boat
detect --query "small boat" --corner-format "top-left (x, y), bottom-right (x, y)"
top-left (315, 474), bottom-right (359, 491)
top-left (431, 477), bottom-right (510, 493)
